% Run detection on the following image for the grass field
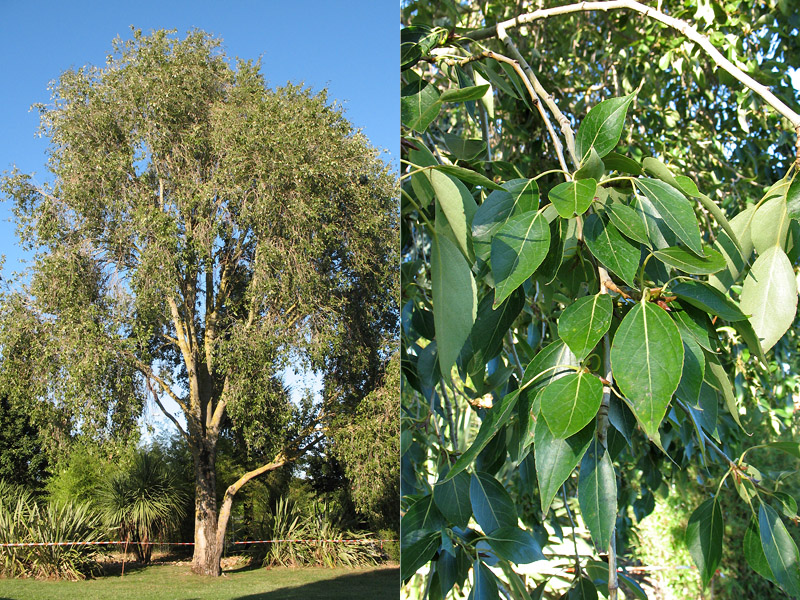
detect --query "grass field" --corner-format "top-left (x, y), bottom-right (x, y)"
top-left (0, 563), bottom-right (400, 599)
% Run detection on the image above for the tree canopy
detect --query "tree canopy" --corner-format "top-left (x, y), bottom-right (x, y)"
top-left (1, 27), bottom-right (397, 576)
top-left (401, 1), bottom-right (800, 598)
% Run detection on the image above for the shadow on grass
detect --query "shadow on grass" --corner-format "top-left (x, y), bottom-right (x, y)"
top-left (232, 567), bottom-right (400, 600)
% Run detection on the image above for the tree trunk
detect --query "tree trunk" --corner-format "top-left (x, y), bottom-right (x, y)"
top-left (190, 436), bottom-right (221, 576)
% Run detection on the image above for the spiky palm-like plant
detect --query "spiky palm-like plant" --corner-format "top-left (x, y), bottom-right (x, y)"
top-left (98, 451), bottom-right (187, 563)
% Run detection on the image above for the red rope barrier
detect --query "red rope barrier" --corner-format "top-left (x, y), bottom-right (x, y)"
top-left (0, 539), bottom-right (398, 548)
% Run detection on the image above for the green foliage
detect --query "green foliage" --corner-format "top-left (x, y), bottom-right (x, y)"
top-left (0, 395), bottom-right (49, 492)
top-left (0, 482), bottom-right (106, 580)
top-left (46, 445), bottom-right (120, 508)
top-left (401, 1), bottom-right (800, 597)
top-left (96, 451), bottom-right (187, 564)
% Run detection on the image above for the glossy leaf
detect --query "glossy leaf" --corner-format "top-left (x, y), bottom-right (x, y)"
top-left (787, 175), bottom-right (800, 220)
top-left (463, 289), bottom-right (525, 368)
top-left (469, 560), bottom-right (500, 600)
top-left (433, 164), bottom-right (505, 191)
top-left (470, 471), bottom-right (518, 535)
top-left (440, 84), bottom-right (491, 103)
top-left (428, 169), bottom-right (478, 260)
top-left (575, 148), bottom-right (605, 181)
top-left (744, 517), bottom-right (776, 583)
top-left (642, 156), bottom-right (682, 189)
top-left (611, 301), bottom-right (683, 440)
top-left (705, 353), bottom-right (744, 431)
top-left (653, 246), bottom-right (726, 274)
top-left (575, 93), bottom-right (636, 160)
top-left (584, 213), bottom-right (640, 288)
top-left (759, 503), bottom-right (800, 597)
top-left (675, 335), bottom-right (705, 405)
top-left (685, 497), bottom-right (723, 587)
top-left (521, 340), bottom-right (578, 389)
top-left (602, 151), bottom-right (643, 175)
top-left (606, 201), bottom-right (651, 247)
top-left (709, 205), bottom-right (754, 292)
top-left (442, 133), bottom-right (486, 161)
top-left (433, 471), bottom-right (473, 529)
top-left (444, 390), bottom-right (520, 480)
top-left (751, 196), bottom-right (790, 254)
top-left (473, 180), bottom-right (540, 260)
top-left (534, 419), bottom-right (593, 514)
top-left (486, 526), bottom-right (545, 564)
top-left (541, 371), bottom-right (603, 439)
top-left (557, 293), bottom-right (613, 362)
top-left (402, 495), bottom-right (446, 545)
top-left (549, 179), bottom-right (597, 218)
top-left (491, 211), bottom-right (550, 307)
top-left (578, 440), bottom-right (617, 551)
top-left (670, 280), bottom-right (747, 322)
top-left (401, 79), bottom-right (441, 132)
top-left (401, 532), bottom-right (440, 580)
top-left (634, 178), bottom-right (704, 255)
top-left (740, 245), bottom-right (798, 353)
top-left (431, 234), bottom-right (477, 375)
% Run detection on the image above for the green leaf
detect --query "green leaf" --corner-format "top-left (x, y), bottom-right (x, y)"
top-left (670, 280), bottom-right (747, 322)
top-left (558, 293), bottom-right (613, 362)
top-left (469, 560), bottom-right (500, 600)
top-left (704, 353), bottom-right (745, 431)
top-left (709, 205), bottom-right (754, 292)
top-left (549, 179), bottom-right (597, 218)
top-left (675, 174), bottom-right (701, 197)
top-left (675, 335), bottom-right (705, 405)
top-left (433, 165), bottom-right (505, 191)
top-left (463, 289), bottom-right (525, 368)
top-left (486, 527), bottom-right (545, 564)
top-left (541, 371), bottom-right (603, 438)
top-left (744, 517), bottom-right (776, 583)
top-left (567, 576), bottom-right (599, 600)
top-left (740, 245), bottom-right (798, 353)
top-left (642, 157), bottom-right (682, 189)
top-left (653, 246), bottom-right (726, 274)
top-left (752, 196), bottom-right (790, 254)
top-left (444, 390), bottom-right (520, 481)
top-left (534, 419), bottom-right (593, 514)
top-left (401, 79), bottom-right (441, 132)
top-left (685, 497), bottom-right (723, 587)
top-left (440, 84), bottom-right (491, 103)
top-left (602, 151), bottom-right (643, 175)
top-left (402, 495), bottom-right (447, 545)
top-left (762, 442), bottom-right (800, 459)
top-left (521, 340), bottom-right (578, 389)
top-left (575, 93), bottom-right (636, 160)
top-left (470, 471), bottom-right (518, 534)
top-left (401, 25), bottom-right (444, 70)
top-left (611, 301), bottom-right (684, 440)
top-left (584, 213), bottom-right (640, 288)
top-left (578, 439), bottom-right (617, 551)
top-left (634, 178), bottom-right (704, 255)
top-left (433, 472), bottom-right (473, 529)
top-left (431, 234), bottom-right (477, 376)
top-left (575, 148), bottom-right (605, 181)
top-left (473, 180), bottom-right (540, 260)
top-left (759, 502), bottom-right (800, 596)
top-left (442, 133), bottom-right (487, 161)
top-left (401, 532), bottom-right (440, 580)
top-left (787, 175), bottom-right (800, 221)
top-left (428, 170), bottom-right (478, 260)
top-left (606, 201), bottom-right (651, 247)
top-left (491, 211), bottom-right (550, 307)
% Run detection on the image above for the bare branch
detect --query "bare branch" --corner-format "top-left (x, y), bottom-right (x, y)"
top-left (145, 377), bottom-right (189, 440)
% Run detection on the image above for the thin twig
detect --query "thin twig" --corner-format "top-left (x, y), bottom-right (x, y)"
top-left (464, 0), bottom-right (800, 130)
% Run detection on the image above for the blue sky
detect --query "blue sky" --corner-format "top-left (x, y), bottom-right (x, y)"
top-left (0, 1), bottom-right (398, 435)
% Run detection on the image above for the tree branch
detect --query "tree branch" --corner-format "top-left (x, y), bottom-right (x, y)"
top-left (124, 350), bottom-right (190, 417)
top-left (496, 25), bottom-right (579, 166)
top-left (453, 50), bottom-right (570, 175)
top-left (145, 377), bottom-right (189, 440)
top-left (465, 0), bottom-right (800, 131)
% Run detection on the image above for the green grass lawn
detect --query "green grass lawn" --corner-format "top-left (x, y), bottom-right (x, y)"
top-left (0, 563), bottom-right (400, 600)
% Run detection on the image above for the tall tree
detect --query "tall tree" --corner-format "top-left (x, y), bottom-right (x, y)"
top-left (0, 28), bottom-right (397, 576)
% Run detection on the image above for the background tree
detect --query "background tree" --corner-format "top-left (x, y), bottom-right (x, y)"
top-left (0, 27), bottom-right (397, 576)
top-left (401, 1), bottom-right (800, 598)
